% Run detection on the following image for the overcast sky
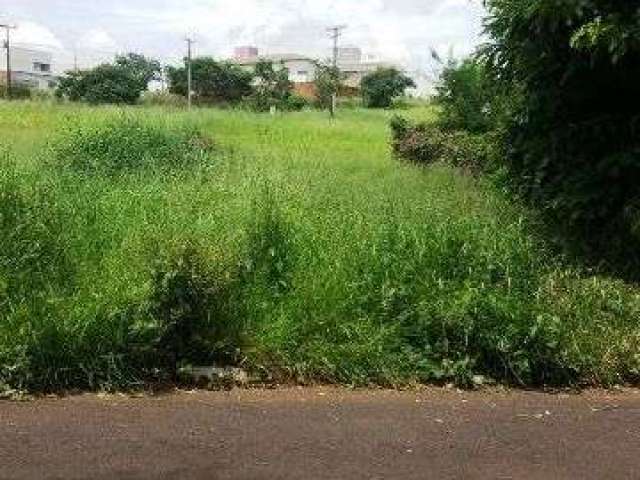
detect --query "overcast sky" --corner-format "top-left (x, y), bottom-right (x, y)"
top-left (1, 0), bottom-right (486, 72)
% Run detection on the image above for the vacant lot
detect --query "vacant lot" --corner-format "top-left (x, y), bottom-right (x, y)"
top-left (1, 101), bottom-right (639, 392)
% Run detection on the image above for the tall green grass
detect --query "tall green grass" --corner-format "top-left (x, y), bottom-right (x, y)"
top-left (1, 101), bottom-right (639, 391)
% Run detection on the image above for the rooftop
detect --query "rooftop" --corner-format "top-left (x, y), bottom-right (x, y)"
top-left (231, 53), bottom-right (316, 66)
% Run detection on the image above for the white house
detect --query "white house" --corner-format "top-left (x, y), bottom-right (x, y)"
top-left (336, 48), bottom-right (393, 88)
top-left (231, 52), bottom-right (317, 84)
top-left (229, 46), bottom-right (405, 98)
top-left (1, 46), bottom-right (60, 90)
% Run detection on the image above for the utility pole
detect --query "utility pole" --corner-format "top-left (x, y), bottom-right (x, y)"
top-left (1, 23), bottom-right (16, 99)
top-left (185, 36), bottom-right (195, 110)
top-left (326, 25), bottom-right (346, 117)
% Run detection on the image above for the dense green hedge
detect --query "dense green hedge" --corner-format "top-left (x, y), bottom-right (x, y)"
top-left (483, 0), bottom-right (640, 273)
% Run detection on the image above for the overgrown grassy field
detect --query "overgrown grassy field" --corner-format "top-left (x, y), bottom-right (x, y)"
top-left (1, 101), bottom-right (639, 392)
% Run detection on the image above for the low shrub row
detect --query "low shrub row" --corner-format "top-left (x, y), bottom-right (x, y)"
top-left (0, 84), bottom-right (34, 100)
top-left (390, 116), bottom-right (496, 174)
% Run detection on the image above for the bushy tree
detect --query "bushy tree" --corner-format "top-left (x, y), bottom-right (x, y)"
top-left (166, 57), bottom-right (253, 105)
top-left (314, 62), bottom-right (343, 110)
top-left (247, 60), bottom-right (302, 112)
top-left (56, 66), bottom-right (142, 104)
top-left (56, 53), bottom-right (160, 104)
top-left (115, 53), bottom-right (161, 90)
top-left (483, 0), bottom-right (640, 271)
top-left (361, 68), bottom-right (415, 108)
top-left (435, 58), bottom-right (498, 134)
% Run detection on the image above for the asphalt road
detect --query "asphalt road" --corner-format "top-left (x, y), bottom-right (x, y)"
top-left (1, 387), bottom-right (639, 479)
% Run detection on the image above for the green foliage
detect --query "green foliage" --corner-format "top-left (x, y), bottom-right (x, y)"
top-left (149, 241), bottom-right (246, 371)
top-left (285, 94), bottom-right (309, 111)
top-left (314, 62), bottom-right (343, 110)
top-left (50, 114), bottom-right (213, 174)
top-left (245, 189), bottom-right (296, 297)
top-left (246, 60), bottom-right (304, 112)
top-left (140, 91), bottom-right (188, 108)
top-left (0, 83), bottom-right (32, 100)
top-left (361, 68), bottom-right (416, 108)
top-left (536, 271), bottom-right (640, 385)
top-left (435, 58), bottom-right (498, 134)
top-left (55, 65), bottom-right (140, 104)
top-left (56, 53), bottom-right (160, 104)
top-left (483, 0), bottom-right (640, 273)
top-left (390, 116), bottom-right (496, 174)
top-left (570, 12), bottom-right (640, 62)
top-left (167, 57), bottom-right (253, 105)
top-left (2, 102), bottom-right (640, 391)
top-left (115, 53), bottom-right (161, 90)
top-left (0, 161), bottom-right (72, 308)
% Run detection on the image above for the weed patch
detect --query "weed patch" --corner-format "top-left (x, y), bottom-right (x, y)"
top-left (2, 103), bottom-right (640, 391)
top-left (148, 240), bottom-right (247, 373)
top-left (51, 113), bottom-right (214, 174)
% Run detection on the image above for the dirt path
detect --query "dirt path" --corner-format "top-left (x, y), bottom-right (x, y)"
top-left (1, 387), bottom-right (639, 479)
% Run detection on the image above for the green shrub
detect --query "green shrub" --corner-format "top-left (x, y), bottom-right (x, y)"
top-left (435, 58), bottom-right (500, 134)
top-left (391, 119), bottom-right (448, 165)
top-left (483, 0), bottom-right (640, 275)
top-left (56, 53), bottom-right (160, 105)
top-left (361, 68), bottom-right (416, 108)
top-left (245, 60), bottom-right (307, 112)
top-left (167, 57), bottom-right (253, 105)
top-left (148, 241), bottom-right (247, 373)
top-left (445, 130), bottom-right (498, 173)
top-left (51, 114), bottom-right (213, 174)
top-left (390, 116), bottom-right (496, 174)
top-left (537, 271), bottom-right (640, 385)
top-left (284, 94), bottom-right (309, 112)
top-left (0, 84), bottom-right (32, 100)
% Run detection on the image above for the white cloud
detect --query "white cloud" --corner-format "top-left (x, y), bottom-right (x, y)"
top-left (2, 0), bottom-right (486, 69)
top-left (111, 0), bottom-right (484, 62)
top-left (79, 29), bottom-right (119, 52)
top-left (11, 21), bottom-right (64, 49)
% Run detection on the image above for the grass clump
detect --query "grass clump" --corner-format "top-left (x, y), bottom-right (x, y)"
top-left (536, 272), bottom-right (640, 385)
top-left (51, 113), bottom-right (213, 174)
top-left (148, 240), bottom-right (248, 373)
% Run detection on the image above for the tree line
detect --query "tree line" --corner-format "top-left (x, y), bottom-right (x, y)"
top-left (55, 53), bottom-right (415, 111)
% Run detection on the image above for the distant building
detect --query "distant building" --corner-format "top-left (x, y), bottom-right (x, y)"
top-left (231, 50), bottom-right (317, 84)
top-left (233, 46), bottom-right (259, 61)
top-left (229, 45), bottom-right (402, 97)
top-left (337, 47), bottom-right (362, 64)
top-left (230, 48), bottom-right (318, 98)
top-left (1, 46), bottom-right (60, 90)
top-left (336, 47), bottom-right (392, 88)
